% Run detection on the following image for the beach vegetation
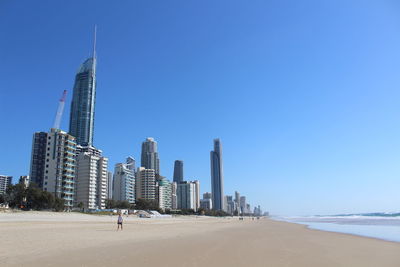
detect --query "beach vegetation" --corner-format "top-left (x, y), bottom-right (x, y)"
top-left (4, 183), bottom-right (66, 211)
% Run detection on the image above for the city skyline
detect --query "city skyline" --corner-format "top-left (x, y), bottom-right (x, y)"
top-left (2, 1), bottom-right (400, 215)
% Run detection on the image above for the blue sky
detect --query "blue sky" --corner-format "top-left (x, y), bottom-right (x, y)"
top-left (1, 0), bottom-right (400, 215)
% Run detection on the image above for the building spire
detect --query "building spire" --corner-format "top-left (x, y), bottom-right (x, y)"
top-left (93, 24), bottom-right (97, 60)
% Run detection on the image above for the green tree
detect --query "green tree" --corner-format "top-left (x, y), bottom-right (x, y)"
top-left (6, 183), bottom-right (26, 208)
top-left (135, 199), bottom-right (159, 211)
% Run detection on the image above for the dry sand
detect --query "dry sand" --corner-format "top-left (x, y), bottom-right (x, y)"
top-left (1, 211), bottom-right (400, 267)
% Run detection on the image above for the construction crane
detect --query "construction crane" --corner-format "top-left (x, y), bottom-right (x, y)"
top-left (53, 90), bottom-right (67, 130)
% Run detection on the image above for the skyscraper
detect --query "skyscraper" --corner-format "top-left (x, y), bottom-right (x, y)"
top-left (69, 27), bottom-right (97, 146)
top-left (210, 138), bottom-right (224, 210)
top-left (29, 128), bottom-right (77, 209)
top-left (173, 160), bottom-right (184, 183)
top-left (141, 138), bottom-right (160, 174)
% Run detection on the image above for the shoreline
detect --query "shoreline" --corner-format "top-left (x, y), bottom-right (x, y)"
top-left (1, 212), bottom-right (400, 266)
top-left (272, 217), bottom-right (400, 244)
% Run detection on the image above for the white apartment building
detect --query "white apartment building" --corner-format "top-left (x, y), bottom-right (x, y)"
top-left (75, 146), bottom-right (108, 210)
top-left (177, 180), bottom-right (200, 211)
top-left (171, 182), bottom-right (177, 209)
top-left (0, 175), bottom-right (12, 195)
top-left (113, 160), bottom-right (135, 204)
top-left (41, 128), bottom-right (76, 209)
top-left (106, 171), bottom-right (113, 199)
top-left (158, 177), bottom-right (172, 210)
top-left (136, 167), bottom-right (156, 201)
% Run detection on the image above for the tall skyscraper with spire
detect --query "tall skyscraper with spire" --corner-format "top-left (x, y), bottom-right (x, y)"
top-left (141, 137), bottom-right (160, 175)
top-left (69, 26), bottom-right (97, 146)
top-left (210, 138), bottom-right (224, 210)
top-left (173, 160), bottom-right (184, 183)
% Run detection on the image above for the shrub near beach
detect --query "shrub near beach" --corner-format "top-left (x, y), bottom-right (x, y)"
top-left (2, 183), bottom-right (65, 211)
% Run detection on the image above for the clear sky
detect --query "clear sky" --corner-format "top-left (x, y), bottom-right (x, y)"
top-left (1, 0), bottom-right (400, 216)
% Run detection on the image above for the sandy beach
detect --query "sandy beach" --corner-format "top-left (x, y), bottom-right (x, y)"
top-left (1, 212), bottom-right (399, 267)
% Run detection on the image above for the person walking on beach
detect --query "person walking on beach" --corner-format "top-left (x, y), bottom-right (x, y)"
top-left (117, 213), bottom-right (123, 231)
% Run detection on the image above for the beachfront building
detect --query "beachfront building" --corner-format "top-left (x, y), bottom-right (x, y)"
top-left (171, 182), bottom-right (177, 209)
top-left (210, 138), bottom-right (224, 210)
top-left (234, 191), bottom-right (240, 213)
top-left (225, 195), bottom-right (235, 214)
top-left (177, 180), bottom-right (200, 211)
top-left (200, 198), bottom-right (212, 210)
top-left (29, 128), bottom-right (77, 209)
top-left (246, 204), bottom-right (251, 215)
top-left (158, 177), bottom-right (172, 210)
top-left (141, 138), bottom-right (160, 175)
top-left (19, 176), bottom-right (30, 188)
top-left (136, 167), bottom-right (156, 201)
top-left (203, 192), bottom-right (212, 200)
top-left (240, 196), bottom-right (247, 214)
top-left (74, 146), bottom-right (108, 210)
top-left (113, 158), bottom-right (135, 204)
top-left (173, 160), bottom-right (184, 183)
top-left (0, 175), bottom-right (12, 195)
top-left (106, 171), bottom-right (113, 199)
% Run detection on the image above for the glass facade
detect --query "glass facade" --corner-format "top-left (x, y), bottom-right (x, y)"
top-left (210, 138), bottom-right (224, 211)
top-left (69, 57), bottom-right (96, 146)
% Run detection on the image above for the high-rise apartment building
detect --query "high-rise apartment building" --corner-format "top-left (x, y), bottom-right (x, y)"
top-left (29, 132), bottom-right (49, 188)
top-left (240, 196), bottom-right (247, 214)
top-left (158, 176), bottom-right (172, 210)
top-left (0, 175), bottom-right (12, 195)
top-left (203, 192), bottom-right (212, 200)
top-left (200, 198), bottom-right (212, 210)
top-left (177, 180), bottom-right (200, 211)
top-left (246, 204), bottom-right (251, 214)
top-left (69, 28), bottom-right (97, 147)
top-left (106, 171), bottom-right (113, 199)
top-left (173, 160), bottom-right (184, 183)
top-left (75, 146), bottom-right (108, 210)
top-left (113, 158), bottom-right (135, 204)
top-left (19, 176), bottom-right (30, 188)
top-left (210, 138), bottom-right (224, 210)
top-left (29, 128), bottom-right (77, 209)
top-left (141, 138), bottom-right (160, 175)
top-left (136, 167), bottom-right (156, 201)
top-left (225, 195), bottom-right (235, 214)
top-left (234, 191), bottom-right (240, 213)
top-left (171, 182), bottom-right (177, 209)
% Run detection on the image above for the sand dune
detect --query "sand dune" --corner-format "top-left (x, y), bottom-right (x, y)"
top-left (1, 212), bottom-right (399, 266)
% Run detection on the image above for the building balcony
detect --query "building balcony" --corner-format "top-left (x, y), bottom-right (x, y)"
top-left (63, 178), bottom-right (74, 184)
top-left (63, 196), bottom-right (74, 201)
top-left (63, 184), bottom-right (74, 190)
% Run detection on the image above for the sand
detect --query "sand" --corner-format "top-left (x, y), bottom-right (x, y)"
top-left (1, 212), bottom-right (399, 267)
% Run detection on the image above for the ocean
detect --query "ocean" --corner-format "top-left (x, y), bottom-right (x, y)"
top-left (274, 213), bottom-right (400, 243)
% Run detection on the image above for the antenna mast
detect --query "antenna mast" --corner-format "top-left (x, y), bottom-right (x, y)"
top-left (53, 90), bottom-right (67, 130)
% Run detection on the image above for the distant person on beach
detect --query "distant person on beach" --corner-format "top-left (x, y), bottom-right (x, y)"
top-left (117, 213), bottom-right (123, 231)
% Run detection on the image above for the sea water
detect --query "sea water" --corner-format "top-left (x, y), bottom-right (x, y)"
top-left (275, 213), bottom-right (400, 243)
